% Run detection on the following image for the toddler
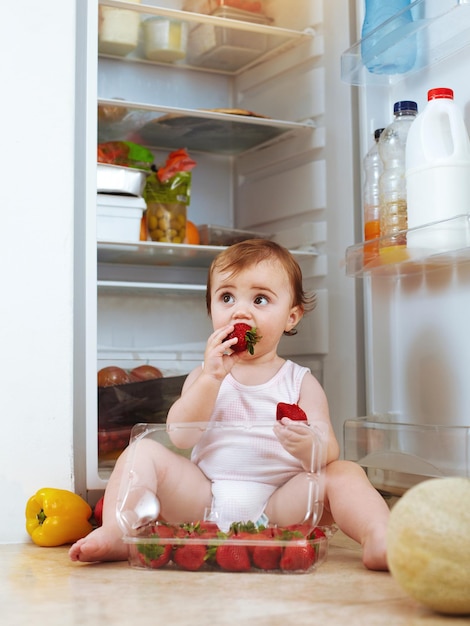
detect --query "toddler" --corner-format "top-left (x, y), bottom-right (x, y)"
top-left (70, 239), bottom-right (389, 570)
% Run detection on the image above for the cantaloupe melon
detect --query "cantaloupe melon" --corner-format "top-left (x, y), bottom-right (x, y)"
top-left (387, 477), bottom-right (470, 615)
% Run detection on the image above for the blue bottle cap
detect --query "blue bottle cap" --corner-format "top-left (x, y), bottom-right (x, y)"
top-left (393, 101), bottom-right (418, 114)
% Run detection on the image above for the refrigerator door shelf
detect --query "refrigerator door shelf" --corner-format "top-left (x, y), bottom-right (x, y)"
top-left (344, 416), bottom-right (470, 496)
top-left (341, 0), bottom-right (470, 86)
top-left (345, 214), bottom-right (470, 278)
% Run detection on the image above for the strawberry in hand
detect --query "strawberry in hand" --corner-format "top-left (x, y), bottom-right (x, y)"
top-left (276, 402), bottom-right (308, 421)
top-left (224, 323), bottom-right (261, 355)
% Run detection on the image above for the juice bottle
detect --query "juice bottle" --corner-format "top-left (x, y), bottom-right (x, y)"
top-left (363, 128), bottom-right (384, 263)
top-left (378, 100), bottom-right (418, 254)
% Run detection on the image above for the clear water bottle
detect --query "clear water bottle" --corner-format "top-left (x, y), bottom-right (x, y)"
top-left (363, 128), bottom-right (384, 262)
top-left (378, 101), bottom-right (418, 249)
top-left (406, 88), bottom-right (470, 251)
top-left (361, 0), bottom-right (416, 75)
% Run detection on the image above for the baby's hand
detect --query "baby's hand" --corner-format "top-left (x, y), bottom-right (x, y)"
top-left (202, 324), bottom-right (240, 380)
top-left (273, 419), bottom-right (316, 470)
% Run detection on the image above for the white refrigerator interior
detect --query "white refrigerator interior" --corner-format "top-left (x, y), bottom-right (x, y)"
top-left (79, 0), bottom-right (470, 500)
top-left (343, 0), bottom-right (470, 494)
top-left (82, 0), bottom-right (360, 495)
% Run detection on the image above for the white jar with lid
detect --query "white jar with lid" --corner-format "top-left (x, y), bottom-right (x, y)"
top-left (143, 18), bottom-right (188, 63)
top-left (406, 87), bottom-right (470, 251)
top-left (98, 0), bottom-right (141, 57)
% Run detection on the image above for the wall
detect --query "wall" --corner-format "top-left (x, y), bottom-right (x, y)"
top-left (0, 0), bottom-right (77, 542)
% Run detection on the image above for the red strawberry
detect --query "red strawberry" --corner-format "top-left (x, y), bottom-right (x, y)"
top-left (224, 323), bottom-right (261, 355)
top-left (216, 541), bottom-right (251, 572)
top-left (276, 402), bottom-right (308, 421)
top-left (136, 523), bottom-right (174, 569)
top-left (193, 520), bottom-right (220, 536)
top-left (284, 523), bottom-right (314, 537)
top-left (279, 541), bottom-right (316, 572)
top-left (252, 535), bottom-right (282, 570)
top-left (173, 543), bottom-right (207, 571)
top-left (310, 526), bottom-right (326, 540)
top-left (227, 521), bottom-right (262, 555)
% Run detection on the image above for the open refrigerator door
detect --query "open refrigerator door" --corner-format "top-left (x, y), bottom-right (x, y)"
top-left (342, 0), bottom-right (470, 495)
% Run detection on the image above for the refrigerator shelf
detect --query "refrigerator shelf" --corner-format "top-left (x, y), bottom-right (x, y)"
top-left (97, 240), bottom-right (314, 269)
top-left (341, 0), bottom-right (470, 86)
top-left (345, 215), bottom-right (470, 278)
top-left (344, 416), bottom-right (470, 496)
top-left (97, 100), bottom-right (314, 156)
top-left (97, 280), bottom-right (207, 296)
top-left (98, 0), bottom-right (314, 76)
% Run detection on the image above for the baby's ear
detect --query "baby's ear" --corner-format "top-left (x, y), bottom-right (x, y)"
top-left (285, 305), bottom-right (303, 334)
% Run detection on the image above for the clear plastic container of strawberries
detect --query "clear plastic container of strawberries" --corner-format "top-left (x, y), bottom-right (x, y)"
top-left (117, 420), bottom-right (333, 574)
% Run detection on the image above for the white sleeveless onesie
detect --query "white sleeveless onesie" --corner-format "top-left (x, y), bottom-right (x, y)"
top-left (190, 360), bottom-right (309, 530)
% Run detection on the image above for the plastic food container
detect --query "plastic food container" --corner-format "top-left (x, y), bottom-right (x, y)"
top-left (146, 202), bottom-right (187, 243)
top-left (184, 0), bottom-right (266, 15)
top-left (97, 163), bottom-right (150, 197)
top-left (98, 426), bottom-right (133, 462)
top-left (143, 17), bottom-right (188, 63)
top-left (98, 0), bottom-right (141, 56)
top-left (197, 224), bottom-right (270, 246)
top-left (97, 194), bottom-right (146, 242)
top-left (98, 375), bottom-right (187, 467)
top-left (187, 6), bottom-right (271, 70)
top-left (117, 422), bottom-right (330, 573)
top-left (98, 375), bottom-right (187, 429)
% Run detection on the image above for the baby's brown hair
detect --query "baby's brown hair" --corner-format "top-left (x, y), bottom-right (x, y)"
top-left (206, 239), bottom-right (315, 316)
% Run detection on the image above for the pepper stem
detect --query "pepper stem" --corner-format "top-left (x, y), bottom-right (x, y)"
top-left (37, 510), bottom-right (47, 525)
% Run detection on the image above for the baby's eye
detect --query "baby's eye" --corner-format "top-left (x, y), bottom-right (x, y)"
top-left (222, 293), bottom-right (234, 304)
top-left (254, 295), bottom-right (269, 305)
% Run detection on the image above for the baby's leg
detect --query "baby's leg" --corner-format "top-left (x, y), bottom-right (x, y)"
top-left (265, 472), bottom-right (321, 526)
top-left (69, 438), bottom-right (212, 563)
top-left (322, 460), bottom-right (389, 570)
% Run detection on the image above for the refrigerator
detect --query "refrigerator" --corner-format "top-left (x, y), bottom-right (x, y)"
top-left (77, 0), bottom-right (470, 502)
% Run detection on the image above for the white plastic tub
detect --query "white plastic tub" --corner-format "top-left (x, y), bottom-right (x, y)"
top-left (143, 18), bottom-right (188, 63)
top-left (97, 194), bottom-right (146, 242)
top-left (98, 0), bottom-right (142, 56)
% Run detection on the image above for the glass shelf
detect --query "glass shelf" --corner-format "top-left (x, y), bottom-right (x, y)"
top-left (345, 215), bottom-right (470, 278)
top-left (97, 280), bottom-right (207, 296)
top-left (99, 0), bottom-right (314, 76)
top-left (344, 415), bottom-right (470, 495)
top-left (341, 0), bottom-right (470, 86)
top-left (98, 240), bottom-right (313, 269)
top-left (98, 100), bottom-right (314, 155)
top-left (98, 240), bottom-right (226, 268)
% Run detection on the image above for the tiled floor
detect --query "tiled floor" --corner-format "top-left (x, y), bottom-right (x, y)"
top-left (0, 530), bottom-right (465, 625)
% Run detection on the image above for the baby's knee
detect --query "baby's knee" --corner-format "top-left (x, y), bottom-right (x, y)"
top-left (325, 459), bottom-right (367, 483)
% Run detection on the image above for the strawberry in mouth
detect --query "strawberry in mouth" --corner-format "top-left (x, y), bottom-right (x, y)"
top-left (224, 323), bottom-right (261, 355)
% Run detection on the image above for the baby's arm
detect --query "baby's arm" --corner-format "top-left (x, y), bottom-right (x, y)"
top-left (273, 372), bottom-right (339, 468)
top-left (166, 324), bottom-right (239, 447)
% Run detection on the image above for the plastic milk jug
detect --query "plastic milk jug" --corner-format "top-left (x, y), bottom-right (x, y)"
top-left (406, 87), bottom-right (470, 251)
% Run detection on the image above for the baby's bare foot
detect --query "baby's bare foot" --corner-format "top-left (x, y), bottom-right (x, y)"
top-left (362, 524), bottom-right (389, 571)
top-left (69, 527), bottom-right (128, 563)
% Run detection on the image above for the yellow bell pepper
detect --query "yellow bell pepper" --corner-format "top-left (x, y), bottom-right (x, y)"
top-left (25, 487), bottom-right (93, 547)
